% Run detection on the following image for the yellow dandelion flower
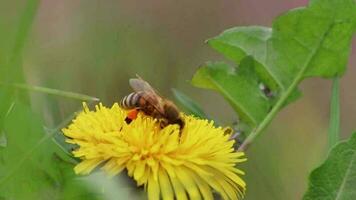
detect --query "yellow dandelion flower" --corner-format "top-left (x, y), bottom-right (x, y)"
top-left (62, 103), bottom-right (247, 200)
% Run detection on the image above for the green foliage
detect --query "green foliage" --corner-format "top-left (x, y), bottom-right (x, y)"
top-left (0, 102), bottom-right (99, 200)
top-left (0, 0), bottom-right (100, 199)
top-left (192, 0), bottom-right (356, 149)
top-left (0, 0), bottom-right (355, 199)
top-left (172, 88), bottom-right (209, 119)
top-left (328, 78), bottom-right (340, 149)
top-left (303, 132), bottom-right (356, 200)
top-left (13, 83), bottom-right (100, 102)
top-left (193, 58), bottom-right (273, 126)
top-left (192, 0), bottom-right (356, 199)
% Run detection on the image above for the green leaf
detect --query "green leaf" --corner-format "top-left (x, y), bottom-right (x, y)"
top-left (0, 101), bottom-right (99, 200)
top-left (12, 83), bottom-right (100, 102)
top-left (0, 0), bottom-right (40, 84)
top-left (192, 0), bottom-right (356, 149)
top-left (0, 1), bottom-right (100, 199)
top-left (193, 58), bottom-right (273, 126)
top-left (172, 88), bottom-right (209, 119)
top-left (303, 132), bottom-right (356, 200)
top-left (55, 161), bottom-right (102, 200)
top-left (207, 26), bottom-right (278, 90)
top-left (328, 77), bottom-right (340, 149)
top-left (0, 131), bottom-right (6, 148)
top-left (0, 0), bottom-right (40, 134)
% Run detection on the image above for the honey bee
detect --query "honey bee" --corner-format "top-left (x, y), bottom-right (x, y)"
top-left (120, 76), bottom-right (184, 129)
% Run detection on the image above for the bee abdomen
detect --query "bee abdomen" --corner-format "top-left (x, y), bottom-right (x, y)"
top-left (120, 92), bottom-right (141, 109)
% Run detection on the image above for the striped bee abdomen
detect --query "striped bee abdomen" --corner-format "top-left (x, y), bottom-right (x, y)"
top-left (120, 92), bottom-right (141, 109)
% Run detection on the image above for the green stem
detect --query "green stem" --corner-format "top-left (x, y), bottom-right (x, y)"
top-left (7, 0), bottom-right (40, 83)
top-left (13, 83), bottom-right (100, 102)
top-left (238, 75), bottom-right (303, 151)
top-left (328, 77), bottom-right (340, 149)
top-left (10, 0), bottom-right (40, 62)
top-left (0, 82), bottom-right (99, 101)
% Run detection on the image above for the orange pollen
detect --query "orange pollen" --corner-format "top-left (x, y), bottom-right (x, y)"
top-left (127, 109), bottom-right (139, 120)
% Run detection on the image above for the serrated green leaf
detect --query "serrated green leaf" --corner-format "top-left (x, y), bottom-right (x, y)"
top-left (193, 0), bottom-right (356, 147)
top-left (209, 0), bottom-right (356, 88)
top-left (172, 88), bottom-right (209, 119)
top-left (303, 132), bottom-right (356, 200)
top-left (207, 26), bottom-right (278, 90)
top-left (193, 58), bottom-right (273, 126)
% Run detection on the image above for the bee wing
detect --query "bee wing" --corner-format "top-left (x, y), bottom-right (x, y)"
top-left (129, 77), bottom-right (156, 95)
top-left (129, 77), bottom-right (166, 114)
top-left (141, 92), bottom-right (166, 114)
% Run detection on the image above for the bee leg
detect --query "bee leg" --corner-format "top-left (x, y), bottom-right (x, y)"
top-left (159, 119), bottom-right (168, 129)
top-left (229, 130), bottom-right (241, 140)
top-left (125, 118), bottom-right (133, 124)
top-left (177, 119), bottom-right (184, 130)
top-left (125, 109), bottom-right (139, 124)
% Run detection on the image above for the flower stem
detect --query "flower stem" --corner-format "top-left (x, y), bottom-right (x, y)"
top-left (328, 77), bottom-right (340, 149)
top-left (238, 75), bottom-right (303, 151)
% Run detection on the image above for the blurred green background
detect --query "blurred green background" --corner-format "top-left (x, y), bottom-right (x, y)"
top-left (1, 0), bottom-right (356, 199)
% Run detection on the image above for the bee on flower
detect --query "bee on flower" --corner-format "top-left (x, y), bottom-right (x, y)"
top-left (62, 78), bottom-right (247, 200)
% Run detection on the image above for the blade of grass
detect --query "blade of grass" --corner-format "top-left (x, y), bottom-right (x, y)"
top-left (0, 0), bottom-right (40, 132)
top-left (172, 88), bottom-right (209, 119)
top-left (5, 0), bottom-right (40, 83)
top-left (0, 83), bottom-right (100, 102)
top-left (10, 0), bottom-right (39, 63)
top-left (328, 77), bottom-right (340, 149)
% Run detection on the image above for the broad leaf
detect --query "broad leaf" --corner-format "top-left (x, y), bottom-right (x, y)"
top-left (193, 58), bottom-right (273, 126)
top-left (303, 132), bottom-right (356, 200)
top-left (193, 0), bottom-right (356, 132)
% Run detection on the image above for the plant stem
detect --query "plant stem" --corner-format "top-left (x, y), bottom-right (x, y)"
top-left (0, 82), bottom-right (99, 101)
top-left (13, 83), bottom-right (100, 102)
top-left (237, 75), bottom-right (301, 151)
top-left (237, 24), bottom-right (331, 152)
top-left (7, 0), bottom-right (40, 83)
top-left (328, 77), bottom-right (340, 149)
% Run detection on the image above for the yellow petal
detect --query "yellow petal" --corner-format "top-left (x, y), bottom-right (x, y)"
top-left (186, 168), bottom-right (213, 200)
top-left (167, 173), bottom-right (188, 200)
top-left (63, 103), bottom-right (246, 200)
top-left (158, 168), bottom-right (174, 200)
top-left (175, 167), bottom-right (201, 200)
top-left (74, 158), bottom-right (103, 174)
top-left (148, 173), bottom-right (160, 200)
top-left (134, 161), bottom-right (146, 181)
